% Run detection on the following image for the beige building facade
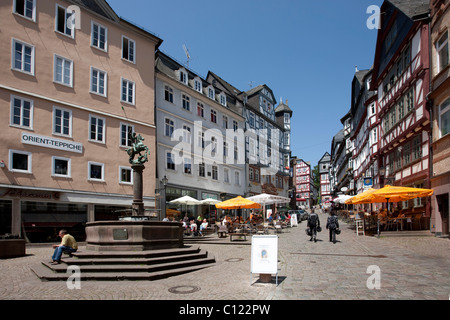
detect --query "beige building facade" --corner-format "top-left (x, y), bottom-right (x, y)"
top-left (429, 0), bottom-right (450, 237)
top-left (0, 0), bottom-right (161, 242)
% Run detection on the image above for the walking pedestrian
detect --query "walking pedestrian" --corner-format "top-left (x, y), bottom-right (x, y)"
top-left (307, 209), bottom-right (320, 242)
top-left (326, 211), bottom-right (339, 244)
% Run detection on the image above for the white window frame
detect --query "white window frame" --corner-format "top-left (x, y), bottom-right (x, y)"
top-left (119, 166), bottom-right (133, 185)
top-left (53, 106), bottom-right (72, 137)
top-left (219, 93), bottom-right (227, 106)
top-left (13, 0), bottom-right (36, 21)
top-left (179, 69), bottom-right (188, 84)
top-left (165, 117), bottom-right (174, 137)
top-left (210, 109), bottom-right (217, 123)
top-left (89, 114), bottom-right (106, 144)
top-left (88, 161), bottom-right (104, 182)
top-left (88, 161), bottom-right (105, 182)
top-left (90, 67), bottom-right (107, 97)
top-left (121, 35), bottom-right (136, 63)
top-left (197, 102), bottom-right (204, 118)
top-left (91, 21), bottom-right (108, 52)
top-left (183, 157), bottom-right (192, 175)
top-left (52, 156), bottom-right (71, 178)
top-left (9, 149), bottom-right (32, 174)
top-left (120, 122), bottom-right (134, 147)
top-left (10, 95), bottom-right (33, 130)
top-left (212, 165), bottom-right (218, 181)
top-left (182, 124), bottom-right (191, 144)
top-left (194, 78), bottom-right (202, 93)
top-left (121, 78), bottom-right (135, 105)
top-left (182, 93), bottom-right (190, 111)
top-left (439, 98), bottom-right (450, 138)
top-left (164, 85), bottom-right (174, 103)
top-left (233, 120), bottom-right (238, 132)
top-left (55, 4), bottom-right (75, 38)
top-left (54, 54), bottom-right (73, 87)
top-left (223, 115), bottom-right (228, 129)
top-left (208, 86), bottom-right (215, 100)
top-left (234, 171), bottom-right (240, 185)
top-left (224, 168), bottom-right (230, 183)
top-left (11, 39), bottom-right (35, 75)
top-left (436, 30), bottom-right (449, 73)
top-left (198, 162), bottom-right (206, 177)
top-left (166, 151), bottom-right (176, 171)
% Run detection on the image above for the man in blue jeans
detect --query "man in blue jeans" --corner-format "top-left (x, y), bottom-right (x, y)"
top-left (51, 229), bottom-right (78, 265)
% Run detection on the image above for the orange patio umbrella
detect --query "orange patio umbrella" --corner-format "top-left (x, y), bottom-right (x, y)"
top-left (368, 185), bottom-right (434, 203)
top-left (345, 188), bottom-right (378, 205)
top-left (215, 196), bottom-right (261, 209)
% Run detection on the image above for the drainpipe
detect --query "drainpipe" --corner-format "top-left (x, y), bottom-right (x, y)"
top-left (424, 9), bottom-right (433, 231)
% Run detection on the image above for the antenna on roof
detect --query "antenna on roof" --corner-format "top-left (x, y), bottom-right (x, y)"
top-left (182, 44), bottom-right (191, 67)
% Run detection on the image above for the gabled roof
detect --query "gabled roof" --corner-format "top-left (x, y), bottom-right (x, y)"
top-left (207, 71), bottom-right (242, 98)
top-left (155, 51), bottom-right (243, 118)
top-left (387, 0), bottom-right (430, 20)
top-left (245, 84), bottom-right (276, 103)
top-left (371, 0), bottom-right (430, 86)
top-left (68, 0), bottom-right (119, 22)
top-left (66, 0), bottom-right (162, 46)
top-left (318, 152), bottom-right (331, 164)
top-left (275, 100), bottom-right (293, 115)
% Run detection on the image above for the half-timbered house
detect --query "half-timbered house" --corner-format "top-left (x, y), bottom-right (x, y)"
top-left (371, 0), bottom-right (432, 217)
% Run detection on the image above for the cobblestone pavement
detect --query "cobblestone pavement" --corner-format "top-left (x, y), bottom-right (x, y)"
top-left (1, 211), bottom-right (449, 301)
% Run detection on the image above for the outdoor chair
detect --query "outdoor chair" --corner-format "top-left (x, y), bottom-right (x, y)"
top-left (406, 216), bottom-right (413, 230)
top-left (355, 219), bottom-right (365, 236)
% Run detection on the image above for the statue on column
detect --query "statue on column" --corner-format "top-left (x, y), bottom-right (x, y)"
top-left (126, 132), bottom-right (150, 165)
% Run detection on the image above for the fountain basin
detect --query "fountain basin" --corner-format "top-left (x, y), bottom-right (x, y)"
top-left (85, 220), bottom-right (184, 251)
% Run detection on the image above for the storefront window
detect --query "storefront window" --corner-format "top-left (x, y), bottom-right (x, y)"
top-left (22, 201), bottom-right (87, 243)
top-left (95, 205), bottom-right (130, 221)
top-left (0, 200), bottom-right (12, 236)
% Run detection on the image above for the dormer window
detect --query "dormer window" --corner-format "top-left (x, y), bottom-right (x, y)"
top-left (208, 86), bottom-right (215, 100)
top-left (219, 93), bottom-right (227, 106)
top-left (194, 78), bottom-right (202, 93)
top-left (179, 69), bottom-right (188, 85)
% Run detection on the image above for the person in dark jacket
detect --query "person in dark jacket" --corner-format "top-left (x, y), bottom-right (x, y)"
top-left (307, 209), bottom-right (320, 242)
top-left (326, 211), bottom-right (339, 244)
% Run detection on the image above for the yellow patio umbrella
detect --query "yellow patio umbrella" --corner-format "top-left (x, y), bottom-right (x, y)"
top-left (215, 196), bottom-right (261, 209)
top-left (345, 188), bottom-right (378, 204)
top-left (368, 185), bottom-right (434, 203)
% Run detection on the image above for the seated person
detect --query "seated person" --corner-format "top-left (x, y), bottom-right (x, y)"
top-left (51, 229), bottom-right (78, 265)
top-left (199, 219), bottom-right (208, 236)
top-left (190, 220), bottom-right (198, 236)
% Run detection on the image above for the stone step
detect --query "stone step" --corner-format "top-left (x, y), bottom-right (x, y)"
top-left (31, 245), bottom-right (216, 281)
top-left (61, 250), bottom-right (209, 265)
top-left (70, 246), bottom-right (200, 259)
top-left (31, 262), bottom-right (216, 281)
top-left (41, 256), bottom-right (216, 274)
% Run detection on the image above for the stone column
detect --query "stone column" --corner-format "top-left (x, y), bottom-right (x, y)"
top-left (132, 164), bottom-right (145, 216)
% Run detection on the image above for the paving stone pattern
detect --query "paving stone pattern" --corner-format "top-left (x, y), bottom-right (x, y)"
top-left (1, 210), bottom-right (449, 300)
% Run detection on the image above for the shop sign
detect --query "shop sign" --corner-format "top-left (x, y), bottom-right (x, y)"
top-left (22, 132), bottom-right (83, 154)
top-left (3, 188), bottom-right (60, 200)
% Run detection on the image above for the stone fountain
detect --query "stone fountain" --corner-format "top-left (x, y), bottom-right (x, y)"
top-left (85, 133), bottom-right (183, 251)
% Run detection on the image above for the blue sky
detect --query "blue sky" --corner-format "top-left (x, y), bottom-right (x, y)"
top-left (107, 0), bottom-right (383, 166)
